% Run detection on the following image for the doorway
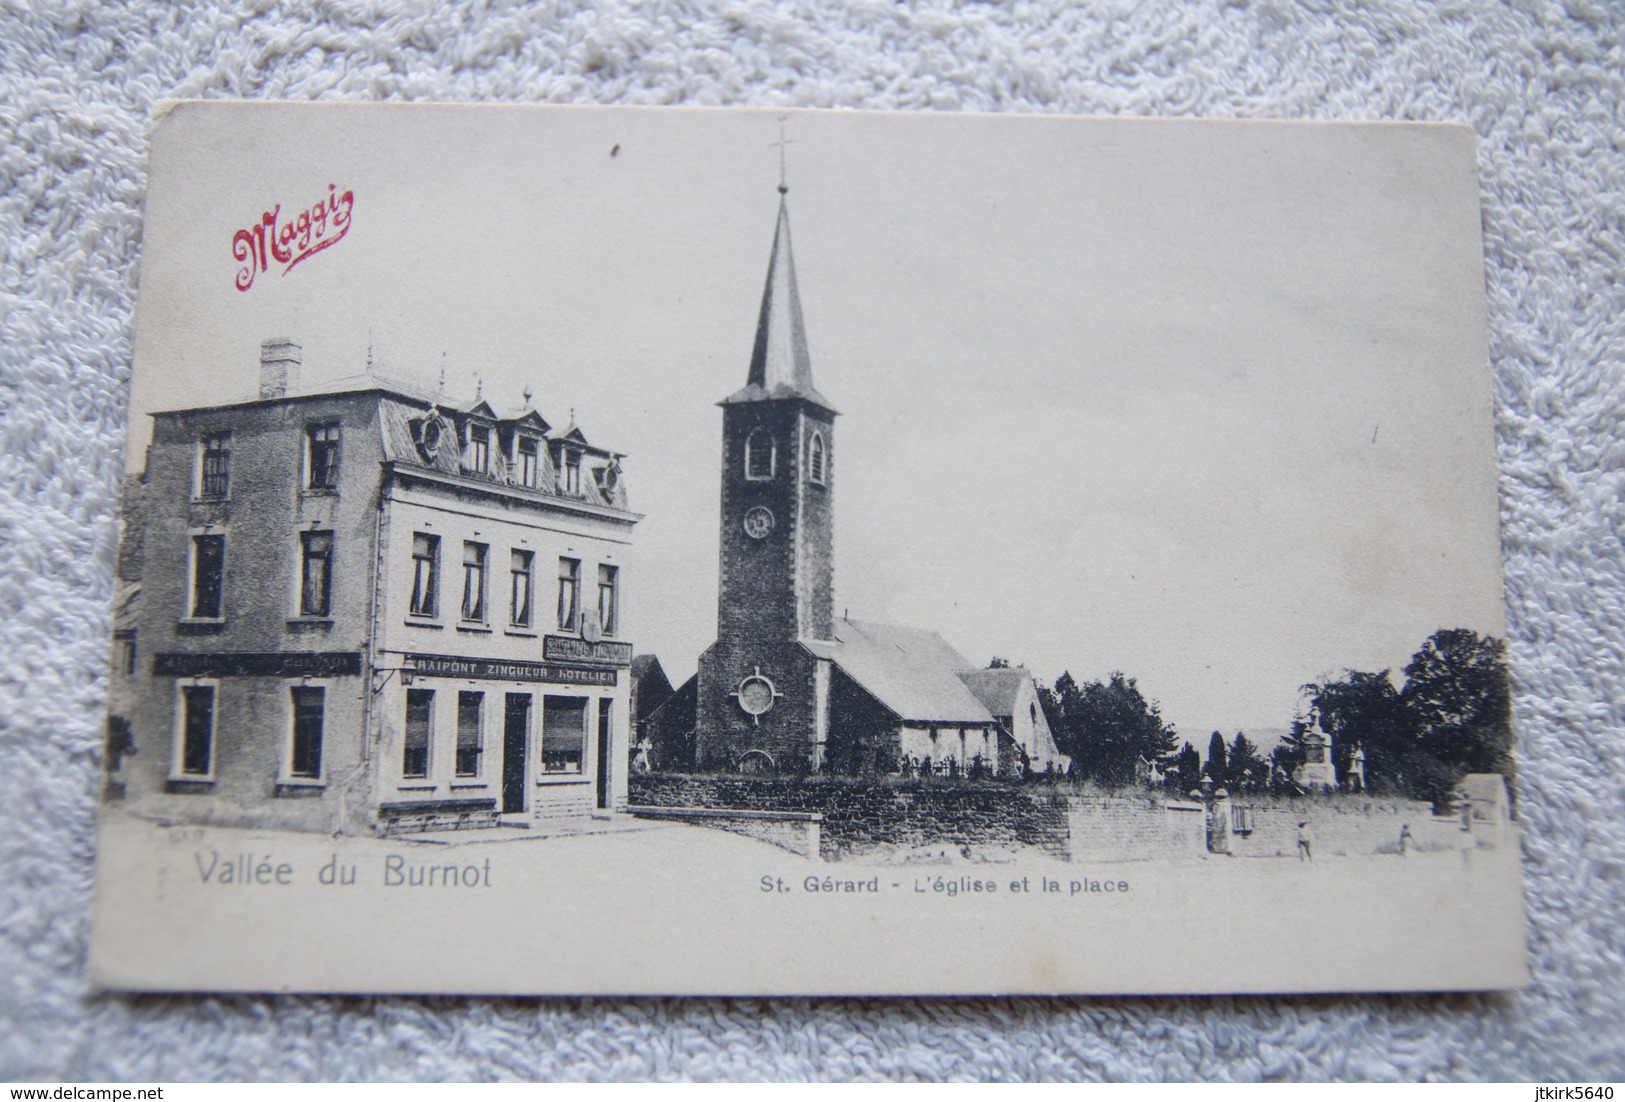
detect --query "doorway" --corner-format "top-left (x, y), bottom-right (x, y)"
top-left (502, 693), bottom-right (530, 814)
top-left (596, 697), bottom-right (613, 810)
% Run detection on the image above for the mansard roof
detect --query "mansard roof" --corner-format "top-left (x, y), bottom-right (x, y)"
top-left (376, 394), bottom-right (631, 512)
top-left (721, 195), bottom-right (836, 415)
top-left (803, 619), bottom-right (993, 726)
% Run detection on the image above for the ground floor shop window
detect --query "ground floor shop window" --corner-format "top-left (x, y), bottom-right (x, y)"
top-left (404, 689), bottom-right (433, 778)
top-left (542, 695), bottom-right (587, 774)
top-left (456, 690), bottom-right (484, 777)
top-left (290, 685), bottom-right (324, 779)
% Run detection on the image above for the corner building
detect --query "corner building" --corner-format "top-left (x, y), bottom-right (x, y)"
top-left (109, 340), bottom-right (640, 834)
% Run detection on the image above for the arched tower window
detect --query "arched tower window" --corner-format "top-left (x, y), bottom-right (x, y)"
top-left (808, 431), bottom-right (826, 485)
top-left (745, 429), bottom-right (775, 480)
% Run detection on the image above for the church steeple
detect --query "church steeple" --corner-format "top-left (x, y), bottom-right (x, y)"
top-left (695, 182), bottom-right (840, 772)
top-left (721, 195), bottom-right (835, 413)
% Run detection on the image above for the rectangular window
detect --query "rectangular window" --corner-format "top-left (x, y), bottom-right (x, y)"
top-left (510, 549), bottom-right (534, 628)
top-left (467, 425), bottom-right (490, 475)
top-left (542, 695), bottom-right (587, 774)
top-left (307, 423), bottom-right (341, 490)
top-left (190, 534), bottom-right (225, 619)
top-left (557, 557), bottom-right (580, 631)
top-left (456, 691), bottom-right (483, 777)
top-left (290, 686), bottom-right (324, 779)
top-left (404, 689), bottom-right (432, 778)
top-left (179, 684), bottom-right (215, 776)
top-left (746, 429), bottom-right (774, 480)
top-left (299, 531), bottom-right (333, 617)
top-left (115, 631), bottom-right (136, 676)
top-left (562, 450), bottom-right (581, 495)
top-left (410, 533), bottom-right (440, 618)
top-left (809, 432), bottom-right (826, 485)
top-left (462, 541), bottom-right (488, 622)
top-left (597, 564), bottom-right (619, 637)
top-left (518, 438), bottom-right (539, 488)
top-left (199, 432), bottom-right (231, 499)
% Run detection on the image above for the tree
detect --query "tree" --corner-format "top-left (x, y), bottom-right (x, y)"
top-left (1167, 742), bottom-right (1202, 795)
top-left (1204, 731), bottom-right (1228, 784)
top-left (1226, 732), bottom-right (1266, 791)
top-left (987, 656), bottom-right (1011, 669)
top-left (1044, 671), bottom-right (1179, 788)
top-left (1292, 628), bottom-right (1514, 805)
top-left (1401, 628), bottom-right (1514, 802)
top-left (1270, 721), bottom-right (1309, 793)
top-left (1299, 668), bottom-right (1410, 793)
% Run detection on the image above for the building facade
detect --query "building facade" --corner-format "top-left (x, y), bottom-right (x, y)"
top-left (107, 339), bottom-right (640, 834)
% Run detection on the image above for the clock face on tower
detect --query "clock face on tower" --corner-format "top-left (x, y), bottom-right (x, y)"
top-left (743, 506), bottom-right (775, 539)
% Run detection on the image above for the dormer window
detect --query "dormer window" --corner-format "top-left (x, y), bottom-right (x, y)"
top-left (561, 450), bottom-right (582, 495)
top-left (745, 429), bottom-right (775, 480)
top-left (808, 431), bottom-right (826, 486)
top-left (517, 437), bottom-right (540, 488)
top-left (465, 424), bottom-right (490, 475)
top-left (413, 417), bottom-right (444, 461)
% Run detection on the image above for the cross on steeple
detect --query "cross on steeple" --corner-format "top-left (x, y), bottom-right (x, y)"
top-left (770, 116), bottom-right (794, 195)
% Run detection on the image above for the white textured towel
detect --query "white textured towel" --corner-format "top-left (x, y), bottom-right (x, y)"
top-left (2, 0), bottom-right (1622, 1082)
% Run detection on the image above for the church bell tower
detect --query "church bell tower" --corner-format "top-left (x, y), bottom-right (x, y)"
top-left (694, 184), bottom-right (838, 772)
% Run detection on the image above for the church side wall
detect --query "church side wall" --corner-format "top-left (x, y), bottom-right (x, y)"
top-left (794, 407), bottom-right (835, 640)
top-left (897, 725), bottom-right (1000, 777)
top-left (824, 665), bottom-right (899, 775)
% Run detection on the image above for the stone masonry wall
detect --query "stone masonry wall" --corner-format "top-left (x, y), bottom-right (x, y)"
top-left (1065, 795), bottom-right (1207, 862)
top-left (1224, 793), bottom-right (1456, 858)
top-left (631, 776), bottom-right (1495, 864)
top-left (629, 774), bottom-right (1069, 861)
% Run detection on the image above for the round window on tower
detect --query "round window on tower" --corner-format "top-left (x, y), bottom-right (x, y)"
top-left (731, 667), bottom-right (783, 722)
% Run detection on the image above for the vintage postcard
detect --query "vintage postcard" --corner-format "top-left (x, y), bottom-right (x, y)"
top-left (89, 103), bottom-right (1526, 996)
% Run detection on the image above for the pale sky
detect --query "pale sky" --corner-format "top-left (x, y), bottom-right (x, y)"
top-left (130, 104), bottom-right (1506, 736)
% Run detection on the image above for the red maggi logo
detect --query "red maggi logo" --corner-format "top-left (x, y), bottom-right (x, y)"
top-left (231, 184), bottom-right (354, 292)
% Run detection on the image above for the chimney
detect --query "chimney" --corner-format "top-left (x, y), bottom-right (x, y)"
top-left (259, 338), bottom-right (302, 399)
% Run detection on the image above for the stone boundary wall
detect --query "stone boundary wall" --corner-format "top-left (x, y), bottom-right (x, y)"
top-left (1223, 794), bottom-right (1467, 858)
top-left (629, 775), bottom-right (1504, 863)
top-left (1065, 795), bottom-right (1206, 862)
top-left (629, 775), bottom-right (1069, 861)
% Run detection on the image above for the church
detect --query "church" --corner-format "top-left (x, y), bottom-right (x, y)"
top-left (649, 184), bottom-right (1068, 780)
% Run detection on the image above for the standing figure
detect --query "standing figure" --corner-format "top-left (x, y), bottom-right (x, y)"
top-left (1297, 820), bottom-right (1313, 862)
top-left (1398, 822), bottom-right (1412, 857)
